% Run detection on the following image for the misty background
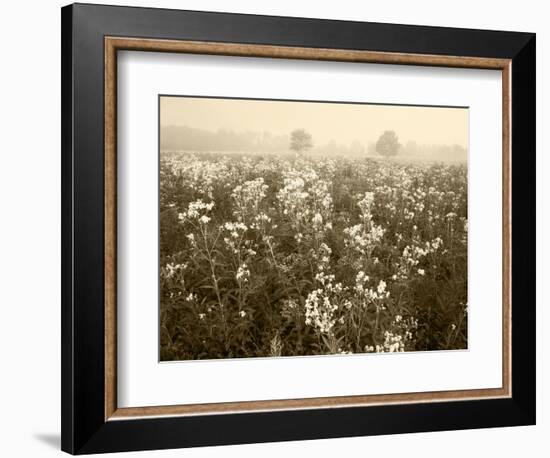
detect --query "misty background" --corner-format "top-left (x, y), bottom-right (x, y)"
top-left (160, 96), bottom-right (468, 162)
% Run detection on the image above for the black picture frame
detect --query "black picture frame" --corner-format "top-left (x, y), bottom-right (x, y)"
top-left (61, 3), bottom-right (536, 454)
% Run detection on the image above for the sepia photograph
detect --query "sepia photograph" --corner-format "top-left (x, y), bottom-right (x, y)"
top-left (159, 95), bottom-right (468, 361)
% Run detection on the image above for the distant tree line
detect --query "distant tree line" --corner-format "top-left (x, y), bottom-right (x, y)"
top-left (161, 125), bottom-right (289, 153)
top-left (400, 141), bottom-right (467, 162)
top-left (161, 125), bottom-right (466, 162)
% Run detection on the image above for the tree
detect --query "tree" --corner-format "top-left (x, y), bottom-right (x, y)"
top-left (290, 129), bottom-right (313, 154)
top-left (375, 130), bottom-right (401, 157)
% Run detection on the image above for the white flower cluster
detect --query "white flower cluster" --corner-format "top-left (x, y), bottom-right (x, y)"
top-left (250, 212), bottom-right (273, 230)
top-left (308, 179), bottom-right (333, 219)
top-left (378, 330), bottom-right (406, 352)
top-left (236, 263), bottom-right (250, 282)
top-left (277, 174), bottom-right (309, 218)
top-left (232, 178), bottom-right (268, 223)
top-left (305, 244), bottom-right (344, 334)
top-left (168, 154), bottom-right (233, 198)
top-left (276, 169), bottom-right (333, 240)
top-left (304, 288), bottom-right (340, 334)
top-left (343, 193), bottom-right (385, 259)
top-left (393, 236), bottom-right (443, 280)
top-left (185, 292), bottom-right (197, 302)
top-left (223, 221), bottom-right (248, 236)
top-left (343, 223), bottom-right (386, 257)
top-left (186, 233), bottom-right (196, 247)
top-left (366, 315), bottom-right (419, 352)
top-left (353, 271), bottom-right (390, 310)
top-left (162, 262), bottom-right (187, 280)
top-left (178, 199), bottom-right (215, 225)
top-left (220, 221), bottom-right (247, 254)
top-left (357, 192), bottom-right (375, 223)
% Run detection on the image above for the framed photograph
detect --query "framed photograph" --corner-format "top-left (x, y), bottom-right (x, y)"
top-left (61, 3), bottom-right (536, 454)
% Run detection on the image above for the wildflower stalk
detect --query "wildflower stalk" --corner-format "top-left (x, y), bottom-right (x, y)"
top-left (198, 223), bottom-right (228, 348)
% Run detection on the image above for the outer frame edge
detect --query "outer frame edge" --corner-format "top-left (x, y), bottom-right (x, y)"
top-left (77, 398), bottom-right (532, 454)
top-left (509, 33), bottom-right (536, 426)
top-left (63, 3), bottom-right (537, 454)
top-left (61, 3), bottom-right (75, 455)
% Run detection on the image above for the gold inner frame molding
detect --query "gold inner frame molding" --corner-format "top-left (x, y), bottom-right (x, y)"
top-left (104, 36), bottom-right (512, 421)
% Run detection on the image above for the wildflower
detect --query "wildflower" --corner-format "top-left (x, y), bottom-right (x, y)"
top-left (304, 288), bottom-right (338, 334)
top-left (232, 178), bottom-right (268, 222)
top-left (179, 199), bottom-right (215, 224)
top-left (377, 280), bottom-right (387, 295)
top-left (356, 271), bottom-right (368, 283)
top-left (236, 263), bottom-right (250, 282)
top-left (312, 212), bottom-right (324, 229)
top-left (164, 263), bottom-right (184, 279)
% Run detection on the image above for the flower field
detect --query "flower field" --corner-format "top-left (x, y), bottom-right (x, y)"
top-left (160, 152), bottom-right (468, 360)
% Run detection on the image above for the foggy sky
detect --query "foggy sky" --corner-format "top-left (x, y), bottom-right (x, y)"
top-left (160, 96), bottom-right (468, 148)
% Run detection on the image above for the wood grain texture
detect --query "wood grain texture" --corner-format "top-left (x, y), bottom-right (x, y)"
top-left (502, 62), bottom-right (512, 398)
top-left (104, 36), bottom-right (512, 420)
top-left (109, 387), bottom-right (510, 419)
top-left (105, 38), bottom-right (117, 420)
top-left (106, 37), bottom-right (510, 68)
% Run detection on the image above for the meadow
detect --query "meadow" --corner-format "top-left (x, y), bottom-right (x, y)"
top-left (160, 152), bottom-right (468, 361)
